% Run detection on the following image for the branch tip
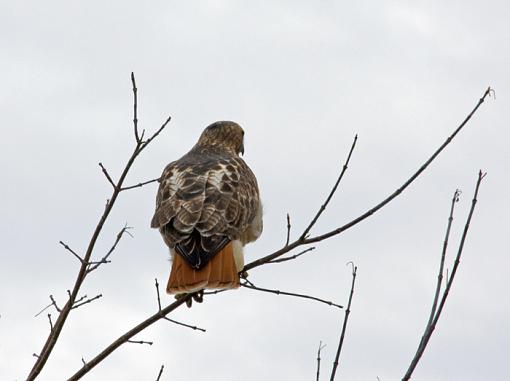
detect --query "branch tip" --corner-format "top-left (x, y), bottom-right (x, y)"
top-left (403, 171), bottom-right (485, 380)
top-left (156, 365), bottom-right (165, 381)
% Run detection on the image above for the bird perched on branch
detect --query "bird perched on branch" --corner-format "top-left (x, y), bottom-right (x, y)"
top-left (151, 121), bottom-right (262, 303)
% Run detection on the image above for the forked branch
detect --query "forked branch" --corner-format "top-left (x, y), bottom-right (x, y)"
top-left (27, 73), bottom-right (171, 381)
top-left (241, 280), bottom-right (343, 309)
top-left (301, 134), bottom-right (358, 240)
top-left (402, 171), bottom-right (485, 380)
top-left (330, 263), bottom-right (357, 380)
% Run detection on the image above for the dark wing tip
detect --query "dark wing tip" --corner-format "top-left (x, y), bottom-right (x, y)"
top-left (175, 230), bottom-right (230, 269)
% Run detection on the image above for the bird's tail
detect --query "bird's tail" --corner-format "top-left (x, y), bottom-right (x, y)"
top-left (166, 241), bottom-right (240, 294)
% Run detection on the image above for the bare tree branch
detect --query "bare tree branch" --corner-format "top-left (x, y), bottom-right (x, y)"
top-left (121, 177), bottom-right (161, 191)
top-left (285, 213), bottom-right (291, 246)
top-left (141, 116), bottom-right (172, 150)
top-left (87, 225), bottom-right (132, 273)
top-left (35, 295), bottom-right (61, 317)
top-left (268, 247), bottom-right (315, 264)
top-left (427, 189), bottom-right (461, 328)
top-left (155, 278), bottom-right (162, 311)
top-left (49, 295), bottom-right (61, 313)
top-left (162, 316), bottom-right (207, 332)
top-left (127, 339), bottom-right (153, 346)
top-left (330, 263), bottom-right (357, 381)
top-left (72, 295), bottom-right (88, 305)
top-left (402, 171), bottom-right (485, 380)
top-left (156, 365), bottom-right (164, 381)
top-left (316, 341), bottom-right (326, 381)
top-left (47, 314), bottom-right (53, 332)
top-left (241, 280), bottom-right (343, 309)
top-left (26, 73), bottom-right (171, 381)
top-left (35, 302), bottom-right (54, 318)
top-left (301, 134), bottom-right (358, 240)
top-left (59, 241), bottom-right (83, 264)
top-left (155, 279), bottom-right (206, 332)
top-left (71, 294), bottom-right (103, 310)
top-left (244, 87), bottom-right (492, 272)
top-left (98, 162), bottom-right (116, 189)
top-left (131, 72), bottom-right (140, 143)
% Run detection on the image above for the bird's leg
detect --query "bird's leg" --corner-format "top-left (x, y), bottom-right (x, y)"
top-left (239, 271), bottom-right (249, 279)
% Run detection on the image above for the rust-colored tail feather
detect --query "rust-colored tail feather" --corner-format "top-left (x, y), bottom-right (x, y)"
top-left (167, 242), bottom-right (240, 294)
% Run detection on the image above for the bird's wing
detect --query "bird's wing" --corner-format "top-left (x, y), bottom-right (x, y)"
top-left (151, 153), bottom-right (261, 248)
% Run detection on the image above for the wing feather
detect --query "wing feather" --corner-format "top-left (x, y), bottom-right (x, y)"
top-left (151, 150), bottom-right (261, 267)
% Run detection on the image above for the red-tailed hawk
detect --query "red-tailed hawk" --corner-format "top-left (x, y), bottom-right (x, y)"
top-left (151, 121), bottom-right (262, 299)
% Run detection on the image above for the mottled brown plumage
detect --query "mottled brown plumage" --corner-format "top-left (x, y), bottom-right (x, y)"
top-left (151, 121), bottom-right (262, 295)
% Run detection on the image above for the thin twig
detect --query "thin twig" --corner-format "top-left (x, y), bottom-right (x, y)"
top-left (121, 177), bottom-right (161, 191)
top-left (428, 189), bottom-right (461, 328)
top-left (155, 278), bottom-right (162, 311)
top-left (49, 295), bottom-right (61, 313)
top-left (244, 87), bottom-right (492, 272)
top-left (98, 162), bottom-right (116, 189)
top-left (155, 279), bottom-right (206, 332)
top-left (71, 294), bottom-right (103, 310)
top-left (35, 302), bottom-right (54, 318)
top-left (285, 213), bottom-right (291, 246)
top-left (330, 263), bottom-right (357, 381)
top-left (268, 247), bottom-right (316, 264)
top-left (35, 295), bottom-right (61, 317)
top-left (47, 314), bottom-right (53, 332)
top-left (402, 171), bottom-right (485, 380)
top-left (131, 72), bottom-right (140, 143)
top-left (59, 241), bottom-right (83, 264)
top-left (127, 339), bottom-right (153, 346)
top-left (241, 281), bottom-right (343, 309)
top-left (73, 295), bottom-right (88, 305)
top-left (141, 116), bottom-right (172, 151)
top-left (301, 134), bottom-right (358, 240)
top-left (162, 316), bottom-right (207, 333)
top-left (156, 365), bottom-right (164, 381)
top-left (87, 225), bottom-right (132, 273)
top-left (317, 341), bottom-right (326, 381)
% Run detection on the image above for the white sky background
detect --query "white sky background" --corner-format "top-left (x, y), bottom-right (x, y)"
top-left (1, 1), bottom-right (509, 380)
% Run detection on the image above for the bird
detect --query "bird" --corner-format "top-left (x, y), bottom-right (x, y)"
top-left (151, 121), bottom-right (262, 303)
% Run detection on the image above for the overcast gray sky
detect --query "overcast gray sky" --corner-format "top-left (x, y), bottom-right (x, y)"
top-left (1, 1), bottom-right (509, 380)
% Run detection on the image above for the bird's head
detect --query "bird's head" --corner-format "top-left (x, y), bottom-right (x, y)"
top-left (196, 121), bottom-right (245, 155)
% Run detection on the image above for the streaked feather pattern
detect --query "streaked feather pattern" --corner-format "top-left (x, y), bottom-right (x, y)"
top-left (151, 123), bottom-right (262, 272)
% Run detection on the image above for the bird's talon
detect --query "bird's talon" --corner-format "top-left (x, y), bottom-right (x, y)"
top-left (240, 271), bottom-right (249, 279)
